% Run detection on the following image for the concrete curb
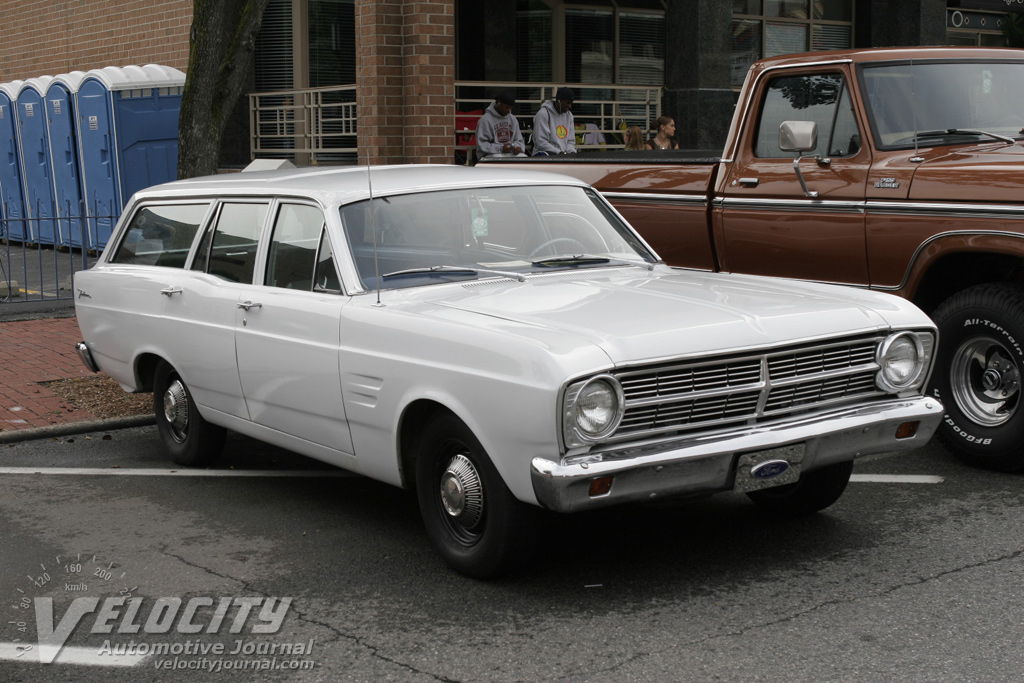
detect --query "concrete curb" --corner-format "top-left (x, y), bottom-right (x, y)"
top-left (0, 414), bottom-right (156, 444)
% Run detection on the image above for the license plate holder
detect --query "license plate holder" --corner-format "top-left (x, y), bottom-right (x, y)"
top-left (733, 444), bottom-right (805, 493)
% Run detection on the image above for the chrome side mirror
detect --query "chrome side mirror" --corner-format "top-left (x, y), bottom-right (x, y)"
top-left (779, 120), bottom-right (818, 153)
top-left (779, 120), bottom-right (830, 198)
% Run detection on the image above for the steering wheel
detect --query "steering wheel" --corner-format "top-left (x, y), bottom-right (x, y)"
top-left (529, 237), bottom-right (588, 258)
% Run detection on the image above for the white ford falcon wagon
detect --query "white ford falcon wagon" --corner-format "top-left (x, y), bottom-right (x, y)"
top-left (74, 164), bottom-right (944, 577)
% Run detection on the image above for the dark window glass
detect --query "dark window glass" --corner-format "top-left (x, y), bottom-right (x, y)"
top-left (205, 203), bottom-right (268, 284)
top-left (109, 204), bottom-right (209, 267)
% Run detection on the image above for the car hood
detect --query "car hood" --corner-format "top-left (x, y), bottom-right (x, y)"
top-left (909, 143), bottom-right (1024, 203)
top-left (421, 267), bottom-right (924, 364)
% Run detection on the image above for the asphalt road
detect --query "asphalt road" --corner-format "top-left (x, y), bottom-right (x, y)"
top-left (0, 426), bottom-right (1021, 682)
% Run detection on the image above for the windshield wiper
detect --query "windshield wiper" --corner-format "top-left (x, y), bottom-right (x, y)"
top-left (381, 265), bottom-right (526, 282)
top-left (531, 254), bottom-right (655, 271)
top-left (915, 128), bottom-right (1016, 144)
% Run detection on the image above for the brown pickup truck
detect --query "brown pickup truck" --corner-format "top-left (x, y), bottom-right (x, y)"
top-left (481, 46), bottom-right (1024, 472)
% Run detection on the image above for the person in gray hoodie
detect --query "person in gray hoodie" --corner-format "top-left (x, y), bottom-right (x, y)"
top-left (532, 87), bottom-right (577, 156)
top-left (475, 91), bottom-right (526, 158)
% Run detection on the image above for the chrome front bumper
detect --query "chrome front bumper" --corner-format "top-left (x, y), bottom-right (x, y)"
top-left (531, 396), bottom-right (944, 513)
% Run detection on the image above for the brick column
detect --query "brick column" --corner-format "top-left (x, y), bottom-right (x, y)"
top-left (356, 0), bottom-right (454, 165)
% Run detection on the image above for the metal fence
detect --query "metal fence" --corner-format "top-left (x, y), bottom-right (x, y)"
top-left (249, 85), bottom-right (359, 165)
top-left (249, 81), bottom-right (662, 166)
top-left (455, 81), bottom-right (663, 164)
top-left (0, 205), bottom-right (117, 303)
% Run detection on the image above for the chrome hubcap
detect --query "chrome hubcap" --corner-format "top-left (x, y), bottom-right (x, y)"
top-left (951, 338), bottom-right (1021, 427)
top-left (163, 379), bottom-right (190, 436)
top-left (439, 454), bottom-right (483, 528)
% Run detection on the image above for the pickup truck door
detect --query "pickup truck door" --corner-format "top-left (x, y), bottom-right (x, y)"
top-left (719, 70), bottom-right (871, 286)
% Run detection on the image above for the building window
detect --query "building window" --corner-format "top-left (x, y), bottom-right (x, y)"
top-left (731, 0), bottom-right (854, 88)
top-left (946, 7), bottom-right (1013, 47)
top-left (515, 1), bottom-right (665, 86)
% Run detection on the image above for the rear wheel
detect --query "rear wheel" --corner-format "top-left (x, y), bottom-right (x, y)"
top-left (153, 361), bottom-right (226, 467)
top-left (930, 283), bottom-right (1024, 471)
top-left (747, 461), bottom-right (853, 516)
top-left (415, 413), bottom-right (540, 578)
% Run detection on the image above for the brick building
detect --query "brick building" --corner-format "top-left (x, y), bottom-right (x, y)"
top-left (0, 0), bottom-right (1020, 169)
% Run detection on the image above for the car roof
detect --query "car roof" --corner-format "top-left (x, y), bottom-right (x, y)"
top-left (134, 164), bottom-right (590, 206)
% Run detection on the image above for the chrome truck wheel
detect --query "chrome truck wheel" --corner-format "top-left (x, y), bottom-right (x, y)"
top-left (931, 283), bottom-right (1024, 471)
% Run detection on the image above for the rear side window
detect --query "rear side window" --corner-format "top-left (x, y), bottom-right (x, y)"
top-left (108, 203), bottom-right (210, 267)
top-left (193, 202), bottom-right (269, 284)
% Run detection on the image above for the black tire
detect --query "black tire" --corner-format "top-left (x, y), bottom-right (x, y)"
top-left (153, 361), bottom-right (226, 467)
top-left (746, 460), bottom-right (853, 516)
top-left (930, 284), bottom-right (1024, 471)
top-left (415, 413), bottom-right (540, 579)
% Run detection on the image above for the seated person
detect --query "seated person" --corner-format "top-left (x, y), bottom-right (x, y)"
top-left (476, 91), bottom-right (527, 158)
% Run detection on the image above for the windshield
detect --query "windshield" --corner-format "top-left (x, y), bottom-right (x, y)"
top-left (339, 185), bottom-right (657, 290)
top-left (861, 60), bottom-right (1024, 149)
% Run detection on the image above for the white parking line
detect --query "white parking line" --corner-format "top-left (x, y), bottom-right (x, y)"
top-left (850, 474), bottom-right (944, 484)
top-left (0, 642), bottom-right (147, 666)
top-left (0, 467), bottom-right (354, 477)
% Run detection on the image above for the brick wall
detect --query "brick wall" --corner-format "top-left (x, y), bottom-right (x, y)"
top-left (356, 0), bottom-right (455, 165)
top-left (0, 0), bottom-right (192, 81)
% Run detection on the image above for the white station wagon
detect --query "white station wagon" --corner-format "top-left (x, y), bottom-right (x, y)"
top-left (75, 164), bottom-right (944, 577)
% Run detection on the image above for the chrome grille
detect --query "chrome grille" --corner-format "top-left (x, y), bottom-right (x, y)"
top-left (613, 335), bottom-right (884, 440)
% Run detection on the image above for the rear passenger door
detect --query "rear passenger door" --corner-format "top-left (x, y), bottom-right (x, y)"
top-left (233, 201), bottom-right (355, 463)
top-left (164, 199), bottom-right (270, 420)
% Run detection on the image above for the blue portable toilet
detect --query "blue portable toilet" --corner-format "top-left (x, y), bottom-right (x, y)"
top-left (16, 76), bottom-right (58, 245)
top-left (46, 72), bottom-right (88, 248)
top-left (77, 64), bottom-right (185, 249)
top-left (0, 80), bottom-right (27, 242)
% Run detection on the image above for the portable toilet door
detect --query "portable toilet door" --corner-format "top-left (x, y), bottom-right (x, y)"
top-left (77, 65), bottom-right (185, 250)
top-left (76, 70), bottom-right (120, 250)
top-left (0, 81), bottom-right (27, 243)
top-left (46, 73), bottom-right (88, 248)
top-left (110, 65), bottom-right (185, 203)
top-left (16, 77), bottom-right (58, 246)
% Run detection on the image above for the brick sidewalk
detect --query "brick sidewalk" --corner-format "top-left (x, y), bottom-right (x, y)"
top-left (0, 316), bottom-right (101, 431)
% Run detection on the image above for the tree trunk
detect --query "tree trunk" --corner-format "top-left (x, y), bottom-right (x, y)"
top-left (178, 0), bottom-right (272, 179)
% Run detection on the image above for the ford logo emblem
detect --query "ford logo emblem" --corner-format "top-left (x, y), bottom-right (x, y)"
top-left (751, 460), bottom-right (790, 480)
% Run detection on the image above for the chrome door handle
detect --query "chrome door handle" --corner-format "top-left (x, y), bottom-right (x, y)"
top-left (237, 301), bottom-right (263, 311)
top-left (737, 177), bottom-right (759, 186)
top-left (160, 286), bottom-right (182, 296)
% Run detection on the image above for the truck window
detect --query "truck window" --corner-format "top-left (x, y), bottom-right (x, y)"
top-left (754, 73), bottom-right (859, 158)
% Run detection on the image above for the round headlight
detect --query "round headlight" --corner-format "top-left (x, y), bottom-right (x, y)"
top-left (570, 376), bottom-right (624, 442)
top-left (878, 332), bottom-right (924, 391)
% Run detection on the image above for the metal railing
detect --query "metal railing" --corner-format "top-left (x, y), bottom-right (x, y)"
top-left (248, 81), bottom-right (661, 165)
top-left (0, 204), bottom-right (117, 303)
top-left (249, 84), bottom-right (359, 164)
top-left (455, 81), bottom-right (663, 164)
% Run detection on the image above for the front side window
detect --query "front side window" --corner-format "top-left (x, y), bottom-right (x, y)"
top-left (265, 203), bottom-right (338, 292)
top-left (754, 72), bottom-right (858, 158)
top-left (193, 202), bottom-right (268, 284)
top-left (340, 185), bottom-right (655, 291)
top-left (108, 203), bottom-right (210, 267)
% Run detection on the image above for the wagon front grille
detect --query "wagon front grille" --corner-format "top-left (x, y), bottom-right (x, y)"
top-left (611, 335), bottom-right (885, 440)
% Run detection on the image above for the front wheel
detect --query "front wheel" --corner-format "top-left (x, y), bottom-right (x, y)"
top-left (415, 414), bottom-right (540, 578)
top-left (153, 361), bottom-right (226, 467)
top-left (930, 284), bottom-right (1024, 471)
top-left (747, 461), bottom-right (853, 516)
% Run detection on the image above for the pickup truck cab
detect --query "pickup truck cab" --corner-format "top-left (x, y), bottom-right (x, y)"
top-left (481, 46), bottom-right (1024, 472)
